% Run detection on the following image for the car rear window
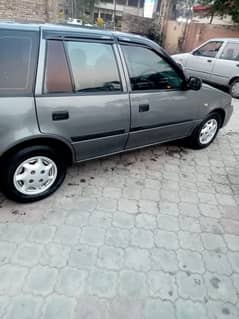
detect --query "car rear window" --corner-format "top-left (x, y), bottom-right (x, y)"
top-left (0, 29), bottom-right (38, 96)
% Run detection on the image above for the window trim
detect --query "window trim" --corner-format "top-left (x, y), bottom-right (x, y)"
top-left (42, 38), bottom-right (125, 96)
top-left (119, 42), bottom-right (186, 94)
top-left (43, 39), bottom-right (73, 94)
top-left (219, 41), bottom-right (239, 61)
top-left (0, 29), bottom-right (39, 97)
top-left (192, 40), bottom-right (224, 59)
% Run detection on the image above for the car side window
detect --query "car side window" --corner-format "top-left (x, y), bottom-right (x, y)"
top-left (65, 41), bottom-right (122, 93)
top-left (220, 42), bottom-right (239, 61)
top-left (122, 45), bottom-right (183, 91)
top-left (44, 40), bottom-right (73, 93)
top-left (0, 29), bottom-right (38, 96)
top-left (193, 41), bottom-right (223, 58)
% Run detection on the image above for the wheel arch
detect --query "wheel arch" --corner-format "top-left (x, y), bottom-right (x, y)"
top-left (229, 76), bottom-right (239, 86)
top-left (209, 108), bottom-right (226, 128)
top-left (0, 136), bottom-right (75, 166)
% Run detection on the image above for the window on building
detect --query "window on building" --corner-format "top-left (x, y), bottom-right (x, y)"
top-left (65, 41), bottom-right (122, 93)
top-left (128, 0), bottom-right (139, 7)
top-left (220, 42), bottom-right (239, 61)
top-left (44, 40), bottom-right (72, 93)
top-left (0, 30), bottom-right (38, 96)
top-left (122, 45), bottom-right (183, 91)
top-left (193, 41), bottom-right (223, 58)
top-left (116, 0), bottom-right (126, 5)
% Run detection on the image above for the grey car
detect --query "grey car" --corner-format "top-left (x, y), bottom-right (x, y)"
top-left (0, 23), bottom-right (233, 202)
top-left (172, 38), bottom-right (239, 98)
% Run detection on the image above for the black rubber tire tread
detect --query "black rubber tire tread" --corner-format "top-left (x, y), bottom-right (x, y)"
top-left (0, 145), bottom-right (66, 203)
top-left (189, 112), bottom-right (221, 150)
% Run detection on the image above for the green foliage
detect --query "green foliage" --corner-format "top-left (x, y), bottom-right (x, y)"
top-left (199, 0), bottom-right (239, 23)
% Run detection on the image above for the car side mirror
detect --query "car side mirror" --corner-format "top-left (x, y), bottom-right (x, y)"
top-left (187, 76), bottom-right (202, 91)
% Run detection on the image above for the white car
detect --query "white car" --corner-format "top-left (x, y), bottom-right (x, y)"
top-left (172, 38), bottom-right (239, 98)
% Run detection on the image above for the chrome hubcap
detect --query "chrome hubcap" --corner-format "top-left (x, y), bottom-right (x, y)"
top-left (199, 119), bottom-right (218, 145)
top-left (231, 82), bottom-right (239, 97)
top-left (13, 156), bottom-right (57, 195)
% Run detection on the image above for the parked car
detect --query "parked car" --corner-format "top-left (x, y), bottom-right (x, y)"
top-left (0, 23), bottom-right (233, 202)
top-left (172, 38), bottom-right (239, 98)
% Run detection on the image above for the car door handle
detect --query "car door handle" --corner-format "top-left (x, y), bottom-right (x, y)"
top-left (207, 59), bottom-right (212, 63)
top-left (236, 64), bottom-right (239, 67)
top-left (139, 104), bottom-right (150, 112)
top-left (52, 111), bottom-right (69, 121)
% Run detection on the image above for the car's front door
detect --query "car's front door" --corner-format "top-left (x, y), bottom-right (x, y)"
top-left (185, 40), bottom-right (223, 81)
top-left (211, 41), bottom-right (239, 86)
top-left (120, 44), bottom-right (201, 149)
top-left (36, 36), bottom-right (130, 161)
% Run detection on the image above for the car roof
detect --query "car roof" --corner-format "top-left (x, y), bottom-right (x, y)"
top-left (207, 38), bottom-right (239, 42)
top-left (0, 21), bottom-right (152, 44)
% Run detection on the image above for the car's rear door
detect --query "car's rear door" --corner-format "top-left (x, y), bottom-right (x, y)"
top-left (119, 42), bottom-right (201, 149)
top-left (185, 40), bottom-right (223, 81)
top-left (211, 41), bottom-right (239, 86)
top-left (35, 30), bottom-right (130, 161)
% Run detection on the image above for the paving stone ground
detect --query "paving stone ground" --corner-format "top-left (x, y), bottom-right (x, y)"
top-left (0, 99), bottom-right (238, 318)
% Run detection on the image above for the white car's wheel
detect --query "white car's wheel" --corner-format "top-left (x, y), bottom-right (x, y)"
top-left (230, 79), bottom-right (239, 99)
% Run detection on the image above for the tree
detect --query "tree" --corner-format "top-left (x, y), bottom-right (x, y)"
top-left (199, 0), bottom-right (239, 23)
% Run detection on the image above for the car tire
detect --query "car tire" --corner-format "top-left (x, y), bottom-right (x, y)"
top-left (1, 145), bottom-right (66, 203)
top-left (230, 79), bottom-right (239, 99)
top-left (189, 112), bottom-right (221, 150)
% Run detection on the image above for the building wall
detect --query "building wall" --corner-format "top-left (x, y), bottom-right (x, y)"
top-left (183, 23), bottom-right (239, 52)
top-left (95, 1), bottom-right (144, 20)
top-left (163, 20), bottom-right (186, 54)
top-left (0, 0), bottom-right (65, 23)
top-left (121, 12), bottom-right (151, 34)
top-left (163, 21), bottom-right (239, 54)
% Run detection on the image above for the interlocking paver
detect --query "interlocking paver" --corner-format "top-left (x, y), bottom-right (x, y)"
top-left (177, 249), bottom-right (205, 274)
top-left (207, 301), bottom-right (239, 319)
top-left (201, 233), bottom-right (227, 252)
top-left (131, 229), bottom-right (154, 248)
top-left (224, 234), bottom-right (239, 251)
top-left (109, 298), bottom-right (144, 319)
top-left (176, 299), bottom-right (207, 319)
top-left (87, 269), bottom-right (117, 298)
top-left (176, 271), bottom-right (206, 301)
top-left (75, 296), bottom-right (109, 319)
top-left (0, 242), bottom-right (16, 265)
top-left (42, 294), bottom-right (76, 319)
top-left (80, 227), bottom-right (105, 246)
top-left (154, 230), bottom-right (179, 250)
top-left (69, 245), bottom-right (97, 269)
top-left (0, 265), bottom-right (27, 296)
top-left (144, 299), bottom-right (176, 319)
top-left (0, 100), bottom-right (239, 317)
top-left (40, 243), bottom-right (71, 268)
top-left (4, 295), bottom-right (42, 319)
top-left (204, 272), bottom-right (238, 304)
top-left (136, 214), bottom-right (157, 230)
top-left (24, 266), bottom-right (58, 296)
top-left (55, 267), bottom-right (88, 297)
top-left (118, 270), bottom-right (147, 298)
top-left (148, 271), bottom-right (177, 300)
top-left (178, 231), bottom-right (203, 252)
top-left (202, 250), bottom-right (232, 275)
top-left (150, 248), bottom-right (178, 272)
top-left (12, 243), bottom-right (42, 267)
top-left (98, 246), bottom-right (124, 270)
top-left (124, 247), bottom-right (151, 271)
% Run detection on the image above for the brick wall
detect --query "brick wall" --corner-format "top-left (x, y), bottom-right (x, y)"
top-left (0, 0), bottom-right (59, 23)
top-left (183, 23), bottom-right (239, 52)
top-left (121, 13), bottom-right (152, 35)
